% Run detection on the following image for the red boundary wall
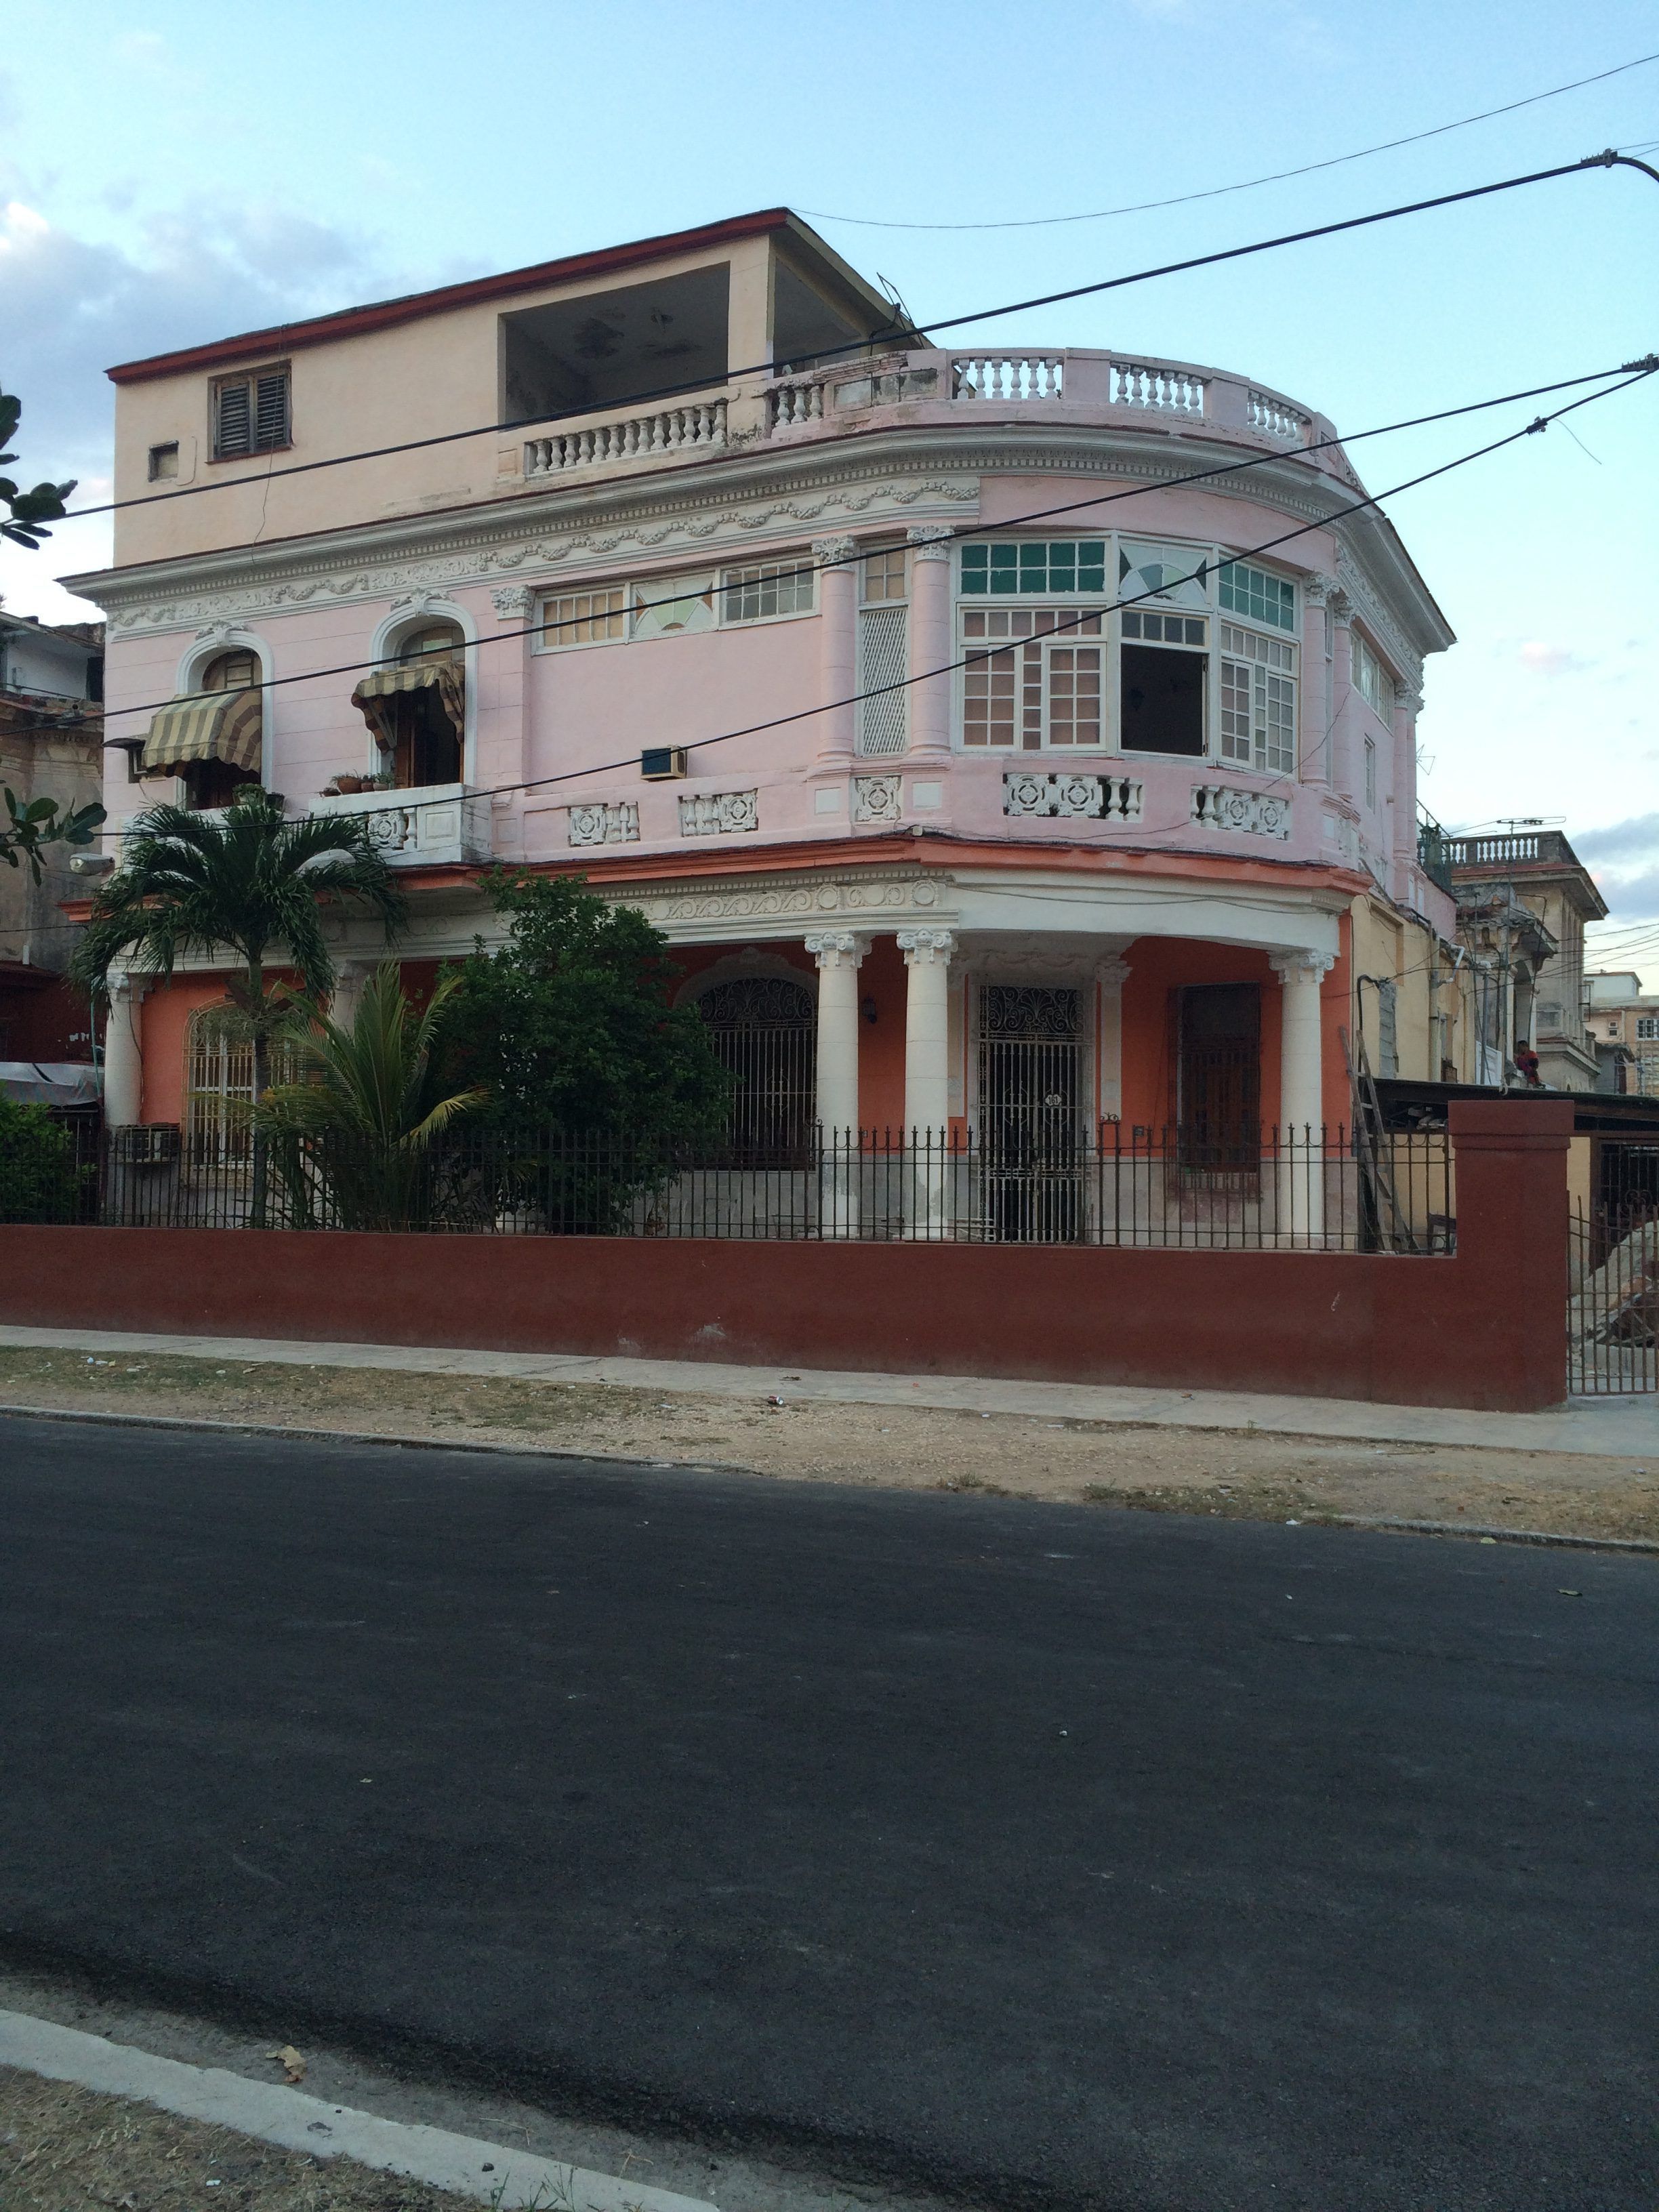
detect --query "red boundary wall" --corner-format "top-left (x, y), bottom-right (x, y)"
top-left (0, 1102), bottom-right (1573, 1412)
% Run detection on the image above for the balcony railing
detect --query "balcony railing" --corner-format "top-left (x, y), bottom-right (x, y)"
top-left (509, 348), bottom-right (1336, 484)
top-left (310, 782), bottom-right (491, 866)
top-left (1439, 831), bottom-right (1576, 870)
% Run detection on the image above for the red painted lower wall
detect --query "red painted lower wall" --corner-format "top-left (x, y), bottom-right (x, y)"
top-left (0, 1105), bottom-right (1573, 1413)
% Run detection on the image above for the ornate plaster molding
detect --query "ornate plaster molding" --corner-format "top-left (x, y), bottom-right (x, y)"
top-left (1269, 949), bottom-right (1336, 983)
top-left (898, 926), bottom-right (957, 966)
top-left (906, 523), bottom-right (954, 560)
top-left (804, 930), bottom-right (872, 968)
top-left (630, 866), bottom-right (954, 934)
top-left (811, 534), bottom-right (859, 565)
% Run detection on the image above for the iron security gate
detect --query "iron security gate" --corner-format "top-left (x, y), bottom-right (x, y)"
top-left (697, 977), bottom-right (817, 1154)
top-left (978, 984), bottom-right (1084, 1242)
top-left (1569, 1149), bottom-right (1659, 1395)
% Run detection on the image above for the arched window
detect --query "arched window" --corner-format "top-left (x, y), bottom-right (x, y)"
top-left (388, 620), bottom-right (464, 788)
top-left (178, 650), bottom-right (263, 811)
top-left (696, 977), bottom-right (816, 1153)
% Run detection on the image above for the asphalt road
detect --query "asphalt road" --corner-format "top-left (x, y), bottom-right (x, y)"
top-left (2, 1414), bottom-right (1655, 2212)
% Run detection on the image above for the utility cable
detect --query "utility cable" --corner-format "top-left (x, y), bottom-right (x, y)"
top-left (61, 149), bottom-right (1659, 527)
top-left (83, 356), bottom-right (1652, 742)
top-left (799, 54), bottom-right (1659, 228)
top-left (159, 359), bottom-right (1656, 830)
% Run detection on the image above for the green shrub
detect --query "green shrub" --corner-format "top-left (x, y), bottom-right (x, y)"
top-left (0, 1095), bottom-right (86, 1223)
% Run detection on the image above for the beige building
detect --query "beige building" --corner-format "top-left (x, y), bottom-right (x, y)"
top-left (1585, 970), bottom-right (1659, 1094)
top-left (1443, 830), bottom-right (1605, 1091)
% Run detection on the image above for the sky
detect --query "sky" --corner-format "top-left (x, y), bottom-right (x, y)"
top-left (1, 0), bottom-right (1656, 975)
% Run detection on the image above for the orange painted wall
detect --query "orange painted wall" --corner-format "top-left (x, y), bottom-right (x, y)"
top-left (857, 938), bottom-right (907, 1134)
top-left (138, 978), bottom-right (230, 1124)
top-left (1118, 941), bottom-right (1284, 1133)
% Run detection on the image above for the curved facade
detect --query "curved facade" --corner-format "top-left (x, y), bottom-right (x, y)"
top-left (72, 209), bottom-right (1469, 1178)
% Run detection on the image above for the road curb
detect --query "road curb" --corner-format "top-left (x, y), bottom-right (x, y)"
top-left (1329, 1513), bottom-right (1659, 1555)
top-left (0, 1401), bottom-right (741, 1478)
top-left (0, 2008), bottom-right (718, 2211)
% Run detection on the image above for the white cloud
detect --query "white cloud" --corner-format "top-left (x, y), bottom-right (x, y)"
top-left (1516, 640), bottom-right (1589, 676)
top-left (0, 196), bottom-right (398, 485)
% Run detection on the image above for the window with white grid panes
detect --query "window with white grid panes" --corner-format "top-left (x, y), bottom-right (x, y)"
top-left (859, 548), bottom-right (908, 756)
top-left (1218, 621), bottom-right (1298, 774)
top-left (1218, 560), bottom-right (1296, 632)
top-left (541, 587), bottom-right (626, 648)
top-left (721, 558), bottom-right (814, 624)
top-left (1351, 629), bottom-right (1394, 721)
top-left (960, 539), bottom-right (1107, 596)
top-left (1637, 1015), bottom-right (1659, 1040)
top-left (961, 609), bottom-right (1104, 750)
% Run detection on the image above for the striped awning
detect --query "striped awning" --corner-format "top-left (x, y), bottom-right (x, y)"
top-left (140, 687), bottom-right (264, 776)
top-left (350, 661), bottom-right (466, 748)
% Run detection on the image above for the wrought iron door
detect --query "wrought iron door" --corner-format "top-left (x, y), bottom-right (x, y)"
top-left (978, 984), bottom-right (1084, 1241)
top-left (697, 977), bottom-right (817, 1156)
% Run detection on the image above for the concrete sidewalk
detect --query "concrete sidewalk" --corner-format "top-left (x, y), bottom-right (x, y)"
top-left (1, 1322), bottom-right (1654, 1459)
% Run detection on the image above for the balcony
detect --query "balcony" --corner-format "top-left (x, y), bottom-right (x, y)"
top-left (506, 347), bottom-right (1353, 495)
top-left (309, 782), bottom-right (491, 867)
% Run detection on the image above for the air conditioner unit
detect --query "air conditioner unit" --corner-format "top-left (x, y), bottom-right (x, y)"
top-left (110, 1122), bottom-right (181, 1166)
top-left (640, 747), bottom-right (689, 781)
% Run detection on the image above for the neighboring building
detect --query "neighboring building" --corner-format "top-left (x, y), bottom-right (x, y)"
top-left (1585, 970), bottom-right (1659, 1095)
top-left (1443, 830), bottom-right (1606, 1091)
top-left (70, 208), bottom-right (1468, 1207)
top-left (0, 608), bottom-right (104, 1061)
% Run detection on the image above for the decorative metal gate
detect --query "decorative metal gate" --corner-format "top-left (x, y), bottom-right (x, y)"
top-left (697, 977), bottom-right (817, 1155)
top-left (1568, 1141), bottom-right (1659, 1393)
top-left (977, 984), bottom-right (1084, 1242)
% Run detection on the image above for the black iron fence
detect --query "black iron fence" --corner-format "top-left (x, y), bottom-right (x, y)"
top-left (1569, 1198), bottom-right (1659, 1395)
top-left (1, 1121), bottom-right (1456, 1253)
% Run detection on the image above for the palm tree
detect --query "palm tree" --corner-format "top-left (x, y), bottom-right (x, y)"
top-left (254, 964), bottom-right (488, 1230)
top-left (73, 787), bottom-right (408, 1221)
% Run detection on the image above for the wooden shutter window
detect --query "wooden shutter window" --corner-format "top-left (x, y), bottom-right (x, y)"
top-left (254, 371), bottom-right (289, 450)
top-left (213, 366), bottom-right (289, 459)
top-left (214, 380), bottom-right (253, 458)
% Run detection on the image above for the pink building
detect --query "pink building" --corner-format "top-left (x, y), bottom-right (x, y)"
top-left (68, 209), bottom-right (1462, 1223)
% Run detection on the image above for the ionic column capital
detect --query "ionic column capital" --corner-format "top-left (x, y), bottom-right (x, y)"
top-left (1326, 588), bottom-right (1353, 625)
top-left (1095, 956), bottom-right (1132, 991)
top-left (1269, 949), bottom-right (1336, 985)
top-left (906, 524), bottom-right (954, 561)
top-left (897, 927), bottom-right (957, 967)
top-left (812, 535), bottom-right (859, 567)
top-left (804, 930), bottom-right (871, 970)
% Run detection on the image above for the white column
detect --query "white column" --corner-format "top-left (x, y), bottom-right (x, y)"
top-left (1328, 589), bottom-right (1355, 804)
top-left (905, 526), bottom-right (954, 763)
top-left (1270, 949), bottom-right (1334, 1241)
top-left (805, 931), bottom-right (867, 1139)
top-left (102, 975), bottom-right (146, 1127)
top-left (328, 959), bottom-right (373, 1034)
top-left (899, 927), bottom-right (956, 1237)
top-left (1096, 955), bottom-right (1132, 1122)
top-left (807, 930), bottom-right (869, 1237)
top-left (899, 928), bottom-right (956, 1135)
top-left (1391, 680), bottom-right (1420, 898)
top-left (813, 536), bottom-right (859, 771)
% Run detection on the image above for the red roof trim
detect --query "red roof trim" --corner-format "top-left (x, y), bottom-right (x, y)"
top-left (107, 210), bottom-right (800, 386)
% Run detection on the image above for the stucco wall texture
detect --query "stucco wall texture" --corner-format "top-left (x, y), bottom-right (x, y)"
top-left (0, 1105), bottom-right (1571, 1412)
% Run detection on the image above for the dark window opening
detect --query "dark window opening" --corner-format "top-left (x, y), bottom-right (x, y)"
top-left (1121, 642), bottom-right (1205, 756)
top-left (148, 442), bottom-right (179, 481)
top-left (696, 976), bottom-right (816, 1155)
top-left (1177, 983), bottom-right (1261, 1170)
top-left (182, 650), bottom-right (262, 811)
top-left (501, 267), bottom-right (730, 425)
top-left (387, 624), bottom-right (464, 788)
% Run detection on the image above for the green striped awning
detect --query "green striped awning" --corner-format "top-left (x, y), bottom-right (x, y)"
top-left (140, 687), bottom-right (264, 776)
top-left (350, 661), bottom-right (466, 748)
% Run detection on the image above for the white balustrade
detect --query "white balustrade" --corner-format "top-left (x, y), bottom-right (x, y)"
top-left (311, 783), bottom-right (491, 865)
top-left (1109, 362), bottom-right (1206, 417)
top-left (949, 354), bottom-right (1065, 400)
top-left (769, 377), bottom-right (826, 428)
top-left (1002, 771), bottom-right (1143, 821)
top-left (1191, 785), bottom-right (1292, 840)
top-left (524, 399), bottom-right (727, 477)
top-left (1246, 389), bottom-right (1311, 441)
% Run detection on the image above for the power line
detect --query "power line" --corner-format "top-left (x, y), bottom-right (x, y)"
top-left (61, 150), bottom-right (1659, 529)
top-left (85, 356), bottom-right (1650, 739)
top-left (93, 358), bottom-right (1655, 844)
top-left (798, 56), bottom-right (1659, 230)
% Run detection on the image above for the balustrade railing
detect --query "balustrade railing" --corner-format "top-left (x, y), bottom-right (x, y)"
top-left (1110, 362), bottom-right (1206, 415)
top-left (1246, 390), bottom-right (1311, 441)
top-left (16, 1123), bottom-right (1453, 1254)
top-left (524, 398), bottom-right (727, 476)
top-left (950, 354), bottom-right (1065, 399)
